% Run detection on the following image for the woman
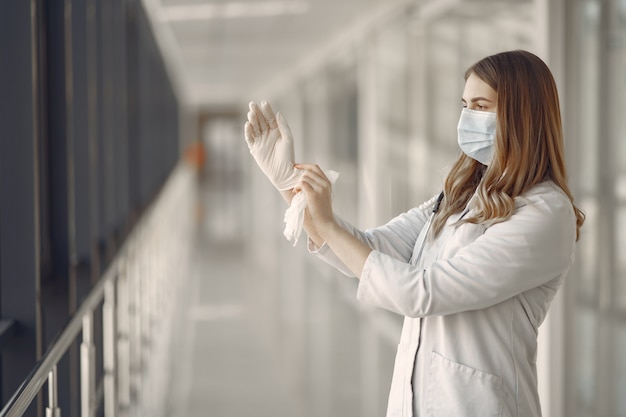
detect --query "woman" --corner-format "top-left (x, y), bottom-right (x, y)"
top-left (244, 50), bottom-right (585, 417)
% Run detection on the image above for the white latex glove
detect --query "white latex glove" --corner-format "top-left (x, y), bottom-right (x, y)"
top-left (244, 101), bottom-right (300, 190)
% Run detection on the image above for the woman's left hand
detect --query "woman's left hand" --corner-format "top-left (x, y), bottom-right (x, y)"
top-left (294, 163), bottom-right (336, 236)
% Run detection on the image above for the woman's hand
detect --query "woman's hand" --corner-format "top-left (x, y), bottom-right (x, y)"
top-left (294, 163), bottom-right (337, 238)
top-left (244, 101), bottom-right (300, 191)
top-left (296, 163), bottom-right (372, 277)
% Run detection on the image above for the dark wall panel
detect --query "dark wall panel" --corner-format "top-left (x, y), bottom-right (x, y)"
top-left (0, 0), bottom-right (181, 414)
top-left (0, 2), bottom-right (41, 414)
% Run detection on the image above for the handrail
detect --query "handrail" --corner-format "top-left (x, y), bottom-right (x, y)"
top-left (0, 265), bottom-right (114, 417)
top-left (0, 163), bottom-right (194, 417)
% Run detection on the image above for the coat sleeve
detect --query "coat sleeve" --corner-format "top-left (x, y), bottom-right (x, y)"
top-left (356, 192), bottom-right (577, 317)
top-left (307, 194), bottom-right (440, 277)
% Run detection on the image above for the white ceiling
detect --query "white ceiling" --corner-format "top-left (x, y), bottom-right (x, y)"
top-left (143, 0), bottom-right (394, 110)
top-left (143, 0), bottom-right (534, 111)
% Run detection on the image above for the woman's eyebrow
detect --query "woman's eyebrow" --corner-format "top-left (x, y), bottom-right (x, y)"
top-left (461, 96), bottom-right (494, 103)
top-left (474, 97), bottom-right (493, 102)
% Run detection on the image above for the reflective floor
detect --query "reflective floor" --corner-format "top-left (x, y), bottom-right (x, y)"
top-left (164, 173), bottom-right (305, 416)
top-left (165, 236), bottom-right (308, 417)
top-left (163, 169), bottom-right (394, 417)
top-left (162, 176), bottom-right (308, 417)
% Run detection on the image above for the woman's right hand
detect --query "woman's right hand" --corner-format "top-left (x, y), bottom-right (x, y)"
top-left (295, 163), bottom-right (372, 276)
top-left (244, 101), bottom-right (300, 191)
top-left (294, 164), bottom-right (337, 238)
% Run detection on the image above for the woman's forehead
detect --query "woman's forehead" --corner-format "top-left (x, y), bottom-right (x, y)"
top-left (462, 73), bottom-right (497, 101)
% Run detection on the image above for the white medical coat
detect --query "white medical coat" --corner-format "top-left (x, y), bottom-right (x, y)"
top-left (309, 180), bottom-right (576, 417)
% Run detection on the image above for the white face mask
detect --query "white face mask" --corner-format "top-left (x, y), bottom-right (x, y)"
top-left (457, 108), bottom-right (497, 165)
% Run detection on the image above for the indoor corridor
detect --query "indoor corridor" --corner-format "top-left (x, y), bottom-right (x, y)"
top-left (1, 1), bottom-right (625, 417)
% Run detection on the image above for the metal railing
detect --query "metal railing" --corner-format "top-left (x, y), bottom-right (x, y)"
top-left (0, 164), bottom-right (194, 417)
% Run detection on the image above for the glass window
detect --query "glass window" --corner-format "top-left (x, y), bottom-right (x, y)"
top-left (566, 0), bottom-right (626, 416)
top-left (327, 54), bottom-right (360, 222)
top-left (609, 0), bottom-right (626, 312)
top-left (577, 0), bottom-right (602, 195)
top-left (616, 206), bottom-right (626, 310)
top-left (615, 323), bottom-right (626, 416)
top-left (574, 308), bottom-right (599, 410)
top-left (577, 197), bottom-right (599, 302)
top-left (376, 17), bottom-right (410, 216)
top-left (610, 0), bottom-right (626, 179)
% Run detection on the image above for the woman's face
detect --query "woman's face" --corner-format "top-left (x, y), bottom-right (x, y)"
top-left (461, 73), bottom-right (497, 113)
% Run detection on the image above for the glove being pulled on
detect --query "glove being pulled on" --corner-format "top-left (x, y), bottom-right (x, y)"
top-left (245, 101), bottom-right (300, 191)
top-left (284, 169), bottom-right (339, 246)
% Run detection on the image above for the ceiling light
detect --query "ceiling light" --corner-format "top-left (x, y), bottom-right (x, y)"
top-left (161, 1), bottom-right (310, 22)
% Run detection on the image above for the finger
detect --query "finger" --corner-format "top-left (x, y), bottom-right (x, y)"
top-left (244, 122), bottom-right (254, 147)
top-left (294, 163), bottom-right (317, 170)
top-left (298, 177), bottom-right (330, 207)
top-left (294, 163), bottom-right (326, 178)
top-left (298, 179), bottom-right (314, 194)
top-left (300, 171), bottom-right (330, 191)
top-left (276, 112), bottom-right (293, 143)
top-left (249, 102), bottom-right (268, 132)
top-left (298, 178), bottom-right (320, 196)
top-left (247, 110), bottom-right (261, 137)
top-left (250, 102), bottom-right (269, 132)
top-left (246, 107), bottom-right (254, 124)
top-left (299, 167), bottom-right (332, 190)
top-left (261, 101), bottom-right (278, 130)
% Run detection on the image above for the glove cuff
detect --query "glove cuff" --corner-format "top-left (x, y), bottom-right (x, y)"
top-left (273, 172), bottom-right (301, 191)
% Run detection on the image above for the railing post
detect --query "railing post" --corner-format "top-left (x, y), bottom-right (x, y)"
top-left (103, 277), bottom-right (118, 417)
top-left (130, 248), bottom-right (142, 412)
top-left (116, 256), bottom-right (130, 417)
top-left (143, 235), bottom-right (154, 410)
top-left (81, 312), bottom-right (95, 417)
top-left (45, 365), bottom-right (61, 417)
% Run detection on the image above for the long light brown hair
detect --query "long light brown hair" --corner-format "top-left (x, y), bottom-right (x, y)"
top-left (431, 50), bottom-right (585, 240)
